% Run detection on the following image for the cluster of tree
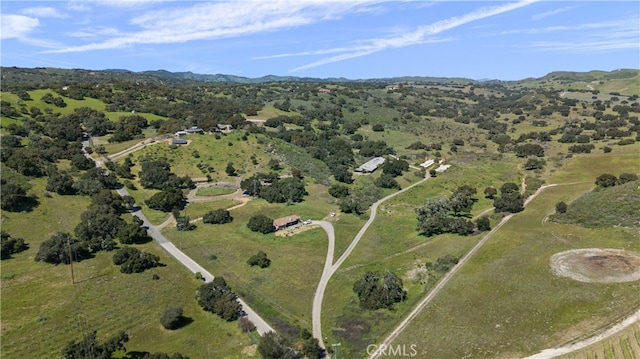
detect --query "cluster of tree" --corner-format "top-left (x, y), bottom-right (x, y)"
top-left (595, 173), bottom-right (638, 188)
top-left (264, 114), bottom-right (307, 128)
top-left (41, 92), bottom-right (67, 107)
top-left (247, 214), bottom-right (275, 234)
top-left (118, 216), bottom-right (151, 244)
top-left (109, 115), bottom-right (149, 143)
top-left (147, 188), bottom-right (186, 212)
top-left (113, 246), bottom-right (161, 274)
top-left (240, 174), bottom-right (307, 203)
top-left (139, 158), bottom-right (192, 190)
top-left (61, 330), bottom-right (128, 359)
top-left (568, 144), bottom-right (595, 154)
top-left (515, 143), bottom-right (545, 157)
top-left (374, 158), bottom-right (410, 189)
top-left (338, 184), bottom-right (382, 215)
top-left (202, 209), bottom-right (233, 224)
top-left (195, 277), bottom-right (243, 321)
top-left (160, 306), bottom-right (186, 330)
top-left (74, 190), bottom-right (127, 251)
top-left (353, 270), bottom-right (407, 310)
top-left (492, 182), bottom-right (525, 213)
top-left (415, 185), bottom-right (478, 237)
top-left (258, 331), bottom-right (322, 359)
top-left (247, 251), bottom-right (271, 268)
top-left (1, 231), bottom-right (28, 260)
top-left (35, 191), bottom-right (150, 264)
top-left (0, 173), bottom-right (36, 211)
top-left (35, 231), bottom-right (91, 264)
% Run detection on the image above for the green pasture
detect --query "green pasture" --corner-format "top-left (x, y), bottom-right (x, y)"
top-left (195, 187), bottom-right (237, 197)
top-left (181, 199), bottom-right (241, 220)
top-left (122, 131), bottom-right (275, 182)
top-left (0, 179), bottom-right (252, 358)
top-left (1, 241), bottom-right (253, 358)
top-left (387, 181), bottom-right (639, 358)
top-left (319, 154), bottom-right (522, 356)
top-left (162, 197), bottom-right (332, 332)
top-left (256, 104), bottom-right (302, 119)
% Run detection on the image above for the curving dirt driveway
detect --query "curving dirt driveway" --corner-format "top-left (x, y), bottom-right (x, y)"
top-left (312, 175), bottom-right (431, 351)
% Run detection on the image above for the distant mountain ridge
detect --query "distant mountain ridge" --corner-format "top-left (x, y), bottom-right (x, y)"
top-left (1, 66), bottom-right (638, 89)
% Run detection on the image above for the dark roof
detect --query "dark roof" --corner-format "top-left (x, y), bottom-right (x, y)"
top-left (273, 215), bottom-right (300, 228)
top-left (172, 139), bottom-right (188, 145)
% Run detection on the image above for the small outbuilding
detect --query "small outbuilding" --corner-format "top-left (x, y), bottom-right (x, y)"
top-left (273, 215), bottom-right (300, 231)
top-left (172, 139), bottom-right (188, 145)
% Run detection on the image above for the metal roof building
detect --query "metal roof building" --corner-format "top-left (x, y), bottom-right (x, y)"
top-left (355, 157), bottom-right (386, 173)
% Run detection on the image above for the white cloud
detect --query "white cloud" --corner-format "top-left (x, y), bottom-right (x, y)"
top-left (46, 0), bottom-right (383, 53)
top-left (531, 6), bottom-right (575, 21)
top-left (21, 6), bottom-right (68, 18)
top-left (1, 14), bottom-right (40, 39)
top-left (527, 18), bottom-right (640, 53)
top-left (288, 0), bottom-right (539, 72)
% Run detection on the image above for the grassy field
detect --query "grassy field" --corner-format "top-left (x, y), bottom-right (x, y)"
top-left (162, 197), bottom-right (332, 332)
top-left (319, 154), bottom-right (522, 356)
top-left (0, 179), bottom-right (254, 358)
top-left (195, 187), bottom-right (237, 197)
top-left (377, 152), bottom-right (640, 359)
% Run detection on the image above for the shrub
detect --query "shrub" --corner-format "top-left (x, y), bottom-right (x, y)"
top-left (247, 214), bottom-right (275, 234)
top-left (160, 307), bottom-right (184, 330)
top-left (476, 216), bottom-right (491, 231)
top-left (203, 209), bottom-right (233, 224)
top-left (555, 201), bottom-right (568, 214)
top-left (113, 246), bottom-right (160, 274)
top-left (1, 232), bottom-right (28, 260)
top-left (353, 270), bottom-right (406, 310)
top-left (247, 251), bottom-right (271, 268)
top-left (238, 317), bottom-right (256, 332)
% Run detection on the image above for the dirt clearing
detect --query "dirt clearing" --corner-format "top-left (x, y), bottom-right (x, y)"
top-left (550, 248), bottom-right (640, 283)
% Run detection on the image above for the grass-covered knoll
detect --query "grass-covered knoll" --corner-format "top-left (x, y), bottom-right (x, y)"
top-left (122, 131), bottom-right (275, 182)
top-left (550, 180), bottom-right (640, 228)
top-left (387, 174), bottom-right (639, 358)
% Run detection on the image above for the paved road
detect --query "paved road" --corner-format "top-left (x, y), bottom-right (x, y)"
top-left (311, 175), bottom-right (430, 352)
top-left (86, 140), bottom-right (275, 335)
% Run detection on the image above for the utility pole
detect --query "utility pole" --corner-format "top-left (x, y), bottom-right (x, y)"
top-left (67, 237), bottom-right (75, 284)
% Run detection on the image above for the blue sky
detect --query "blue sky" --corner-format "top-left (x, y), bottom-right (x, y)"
top-left (1, 1), bottom-right (638, 80)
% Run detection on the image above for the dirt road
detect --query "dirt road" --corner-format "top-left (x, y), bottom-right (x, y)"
top-left (369, 184), bottom-right (556, 359)
top-left (524, 308), bottom-right (640, 359)
top-left (312, 175), bottom-right (431, 351)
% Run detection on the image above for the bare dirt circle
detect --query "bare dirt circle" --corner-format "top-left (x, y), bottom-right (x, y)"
top-left (550, 248), bottom-right (640, 283)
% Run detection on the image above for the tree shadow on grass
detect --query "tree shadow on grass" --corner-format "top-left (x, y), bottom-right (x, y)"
top-left (7, 195), bottom-right (40, 213)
